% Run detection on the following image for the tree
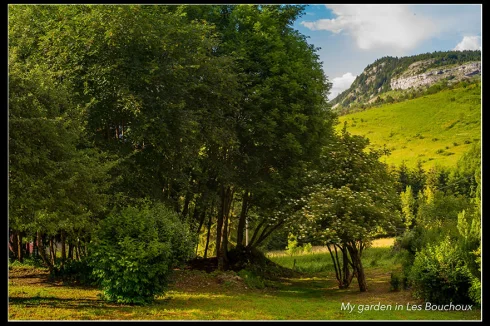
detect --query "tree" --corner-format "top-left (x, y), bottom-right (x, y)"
top-left (8, 55), bottom-right (111, 267)
top-left (298, 128), bottom-right (400, 291)
top-left (179, 5), bottom-right (335, 267)
top-left (400, 186), bottom-right (416, 229)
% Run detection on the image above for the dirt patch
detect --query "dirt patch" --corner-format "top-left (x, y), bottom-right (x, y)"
top-left (168, 269), bottom-right (249, 293)
top-left (185, 257), bottom-right (218, 273)
top-left (9, 267), bottom-right (52, 286)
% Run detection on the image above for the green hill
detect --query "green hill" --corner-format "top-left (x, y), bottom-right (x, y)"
top-left (336, 83), bottom-right (481, 169)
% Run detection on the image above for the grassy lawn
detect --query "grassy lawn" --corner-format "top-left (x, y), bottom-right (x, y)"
top-left (337, 83), bottom-right (481, 169)
top-left (8, 239), bottom-right (481, 320)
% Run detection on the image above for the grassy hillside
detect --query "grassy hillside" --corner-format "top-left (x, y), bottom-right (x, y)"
top-left (336, 83), bottom-right (481, 169)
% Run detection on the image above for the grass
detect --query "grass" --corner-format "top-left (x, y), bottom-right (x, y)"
top-left (337, 83), bottom-right (481, 169)
top-left (8, 238), bottom-right (481, 320)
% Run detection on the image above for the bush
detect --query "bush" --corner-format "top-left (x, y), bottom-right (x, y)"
top-left (237, 269), bottom-right (265, 289)
top-left (52, 258), bottom-right (98, 285)
top-left (468, 277), bottom-right (481, 307)
top-left (409, 236), bottom-right (475, 305)
top-left (89, 202), bottom-right (196, 304)
top-left (390, 272), bottom-right (402, 291)
top-left (302, 243), bottom-right (313, 254)
top-left (285, 233), bottom-right (301, 256)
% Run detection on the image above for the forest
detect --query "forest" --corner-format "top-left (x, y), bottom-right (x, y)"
top-left (8, 4), bottom-right (481, 318)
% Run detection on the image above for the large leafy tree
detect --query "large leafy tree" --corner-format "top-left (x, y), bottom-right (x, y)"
top-left (8, 54), bottom-right (111, 267)
top-left (179, 5), bottom-right (335, 266)
top-left (9, 5), bottom-right (336, 269)
top-left (298, 128), bottom-right (401, 291)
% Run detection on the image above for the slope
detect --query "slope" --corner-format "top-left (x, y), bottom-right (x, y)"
top-left (336, 83), bottom-right (481, 170)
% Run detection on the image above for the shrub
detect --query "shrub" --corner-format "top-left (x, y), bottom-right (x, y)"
top-left (237, 269), bottom-right (265, 289)
top-left (89, 202), bottom-right (196, 304)
top-left (390, 272), bottom-right (402, 291)
top-left (52, 258), bottom-right (98, 285)
top-left (409, 236), bottom-right (474, 305)
top-left (286, 233), bottom-right (301, 256)
top-left (302, 243), bottom-right (313, 254)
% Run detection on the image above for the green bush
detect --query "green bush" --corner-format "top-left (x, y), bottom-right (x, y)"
top-left (52, 258), bottom-right (98, 285)
top-left (89, 202), bottom-right (196, 304)
top-left (237, 269), bottom-right (266, 289)
top-left (409, 236), bottom-right (474, 304)
top-left (302, 243), bottom-right (313, 254)
top-left (390, 272), bottom-right (402, 291)
top-left (468, 277), bottom-right (481, 307)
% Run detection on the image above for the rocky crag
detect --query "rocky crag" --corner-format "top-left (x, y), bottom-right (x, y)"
top-left (331, 50), bottom-right (481, 111)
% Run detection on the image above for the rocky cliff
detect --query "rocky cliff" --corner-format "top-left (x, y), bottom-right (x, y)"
top-left (330, 50), bottom-right (481, 111)
top-left (390, 61), bottom-right (481, 90)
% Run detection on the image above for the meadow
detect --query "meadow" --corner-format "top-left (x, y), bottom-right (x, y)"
top-left (8, 238), bottom-right (481, 321)
top-left (337, 83), bottom-right (481, 169)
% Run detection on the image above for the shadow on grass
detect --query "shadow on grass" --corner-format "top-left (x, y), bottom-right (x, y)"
top-left (9, 296), bottom-right (111, 309)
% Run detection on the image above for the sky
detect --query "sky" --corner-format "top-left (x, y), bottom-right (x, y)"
top-left (292, 4), bottom-right (482, 100)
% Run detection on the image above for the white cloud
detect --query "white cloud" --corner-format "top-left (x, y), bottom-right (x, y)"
top-left (453, 36), bottom-right (481, 51)
top-left (330, 72), bottom-right (357, 100)
top-left (301, 5), bottom-right (440, 51)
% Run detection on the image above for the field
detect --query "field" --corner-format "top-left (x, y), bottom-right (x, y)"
top-left (8, 239), bottom-right (481, 321)
top-left (337, 83), bottom-right (481, 169)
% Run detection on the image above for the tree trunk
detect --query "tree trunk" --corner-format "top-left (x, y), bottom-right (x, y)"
top-left (49, 237), bottom-right (56, 266)
top-left (252, 221), bottom-right (284, 248)
top-left (17, 232), bottom-right (23, 263)
top-left (328, 243), bottom-right (354, 289)
top-left (203, 212), bottom-right (213, 259)
top-left (248, 220), bottom-right (265, 248)
top-left (9, 231), bottom-right (18, 260)
top-left (327, 244), bottom-right (341, 287)
top-left (68, 243), bottom-right (73, 260)
top-left (25, 241), bottom-right (30, 259)
top-left (60, 230), bottom-right (66, 267)
top-left (215, 186), bottom-right (225, 257)
top-left (75, 242), bottom-right (80, 261)
top-left (33, 234), bottom-right (38, 258)
top-left (348, 244), bottom-right (367, 292)
top-left (236, 191), bottom-right (249, 249)
top-left (37, 232), bottom-right (50, 268)
top-left (218, 186), bottom-right (233, 270)
top-left (182, 192), bottom-right (192, 219)
top-left (341, 246), bottom-right (354, 288)
top-left (196, 211), bottom-right (206, 235)
top-left (219, 213), bottom-right (229, 270)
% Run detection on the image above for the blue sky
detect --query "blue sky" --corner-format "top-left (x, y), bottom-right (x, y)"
top-left (292, 4), bottom-right (482, 100)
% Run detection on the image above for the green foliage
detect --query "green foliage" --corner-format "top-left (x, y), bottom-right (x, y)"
top-left (302, 243), bottom-right (313, 254)
top-left (299, 130), bottom-right (401, 245)
top-left (409, 236), bottom-right (475, 304)
top-left (9, 257), bottom-right (45, 270)
top-left (9, 4), bottom-right (336, 269)
top-left (237, 269), bottom-right (266, 289)
top-left (400, 186), bottom-right (416, 229)
top-left (390, 272), bottom-right (403, 292)
top-left (89, 202), bottom-right (196, 304)
top-left (285, 233), bottom-right (300, 256)
top-left (52, 259), bottom-right (98, 286)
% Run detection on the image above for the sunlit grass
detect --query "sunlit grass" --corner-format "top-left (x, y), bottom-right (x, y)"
top-left (337, 84), bottom-right (481, 169)
top-left (8, 238), bottom-right (481, 320)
